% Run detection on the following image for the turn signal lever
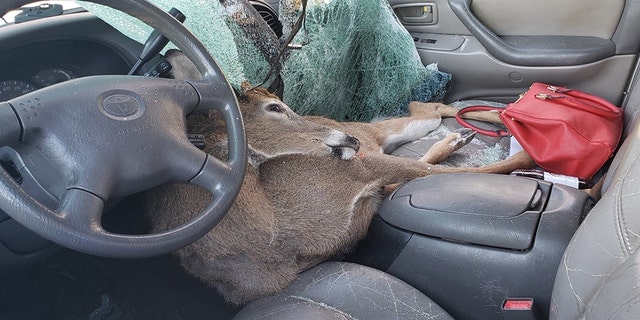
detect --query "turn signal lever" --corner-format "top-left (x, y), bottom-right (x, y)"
top-left (127, 7), bottom-right (186, 75)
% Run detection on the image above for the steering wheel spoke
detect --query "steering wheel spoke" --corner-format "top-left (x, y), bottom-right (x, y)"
top-left (0, 102), bottom-right (22, 146)
top-left (55, 188), bottom-right (106, 236)
top-left (190, 155), bottom-right (243, 195)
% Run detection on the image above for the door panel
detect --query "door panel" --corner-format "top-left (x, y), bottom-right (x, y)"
top-left (415, 37), bottom-right (635, 104)
top-left (470, 0), bottom-right (624, 38)
top-left (448, 0), bottom-right (615, 66)
top-left (389, 0), bottom-right (639, 105)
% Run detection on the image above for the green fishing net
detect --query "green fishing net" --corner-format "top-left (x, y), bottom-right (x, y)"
top-left (78, 0), bottom-right (249, 87)
top-left (277, 0), bottom-right (451, 121)
top-left (79, 0), bottom-right (451, 121)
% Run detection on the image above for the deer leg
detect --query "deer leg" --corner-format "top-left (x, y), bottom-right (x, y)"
top-left (362, 101), bottom-right (463, 153)
top-left (370, 102), bottom-right (469, 152)
top-left (419, 128), bottom-right (476, 164)
top-left (373, 102), bottom-right (504, 154)
top-left (383, 150), bottom-right (535, 195)
top-left (369, 115), bottom-right (442, 153)
top-left (408, 102), bottom-right (458, 118)
top-left (409, 101), bottom-right (504, 124)
top-left (471, 150), bottom-right (536, 174)
top-left (422, 150), bottom-right (535, 175)
top-left (456, 109), bottom-right (503, 124)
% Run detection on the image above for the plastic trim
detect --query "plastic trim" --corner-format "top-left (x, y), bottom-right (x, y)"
top-left (448, 0), bottom-right (615, 66)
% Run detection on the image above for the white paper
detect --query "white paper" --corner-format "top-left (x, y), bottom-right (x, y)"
top-left (509, 136), bottom-right (524, 157)
top-left (543, 172), bottom-right (580, 189)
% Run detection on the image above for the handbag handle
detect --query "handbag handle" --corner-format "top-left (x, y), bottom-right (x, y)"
top-left (538, 86), bottom-right (622, 119)
top-left (455, 105), bottom-right (511, 137)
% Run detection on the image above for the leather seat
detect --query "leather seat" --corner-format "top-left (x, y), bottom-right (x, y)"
top-left (549, 95), bottom-right (640, 319)
top-left (233, 261), bottom-right (453, 319)
top-left (235, 97), bottom-right (640, 319)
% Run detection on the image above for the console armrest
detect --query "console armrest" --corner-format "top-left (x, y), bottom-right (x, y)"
top-left (380, 173), bottom-right (551, 250)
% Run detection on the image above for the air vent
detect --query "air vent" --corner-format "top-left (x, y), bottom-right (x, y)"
top-left (250, 1), bottom-right (283, 37)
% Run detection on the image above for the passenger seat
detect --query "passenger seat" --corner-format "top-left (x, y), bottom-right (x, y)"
top-left (234, 91), bottom-right (640, 319)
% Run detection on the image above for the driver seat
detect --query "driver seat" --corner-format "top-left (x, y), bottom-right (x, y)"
top-left (234, 103), bottom-right (640, 319)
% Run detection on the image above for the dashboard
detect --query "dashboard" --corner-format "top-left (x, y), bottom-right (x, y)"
top-left (0, 40), bottom-right (128, 100)
top-left (1, 68), bottom-right (79, 101)
top-left (0, 10), bottom-right (142, 102)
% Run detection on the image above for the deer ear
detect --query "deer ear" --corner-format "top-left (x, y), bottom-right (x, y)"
top-left (165, 49), bottom-right (201, 79)
top-left (241, 81), bottom-right (253, 92)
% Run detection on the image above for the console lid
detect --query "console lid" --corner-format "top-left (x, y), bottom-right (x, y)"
top-left (379, 173), bottom-right (552, 250)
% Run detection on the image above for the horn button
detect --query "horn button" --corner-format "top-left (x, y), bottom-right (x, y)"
top-left (98, 90), bottom-right (145, 121)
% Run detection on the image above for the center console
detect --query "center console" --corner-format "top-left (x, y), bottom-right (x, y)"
top-left (347, 173), bottom-right (594, 320)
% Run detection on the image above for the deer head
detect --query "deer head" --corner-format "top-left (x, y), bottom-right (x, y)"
top-left (238, 84), bottom-right (360, 161)
top-left (166, 49), bottom-right (359, 161)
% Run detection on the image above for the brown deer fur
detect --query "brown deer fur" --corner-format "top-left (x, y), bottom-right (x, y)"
top-left (142, 51), bottom-right (535, 305)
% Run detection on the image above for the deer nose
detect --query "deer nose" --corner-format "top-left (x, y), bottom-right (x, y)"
top-left (325, 130), bottom-right (360, 160)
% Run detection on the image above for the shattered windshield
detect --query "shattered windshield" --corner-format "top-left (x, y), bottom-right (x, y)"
top-left (80, 0), bottom-right (451, 121)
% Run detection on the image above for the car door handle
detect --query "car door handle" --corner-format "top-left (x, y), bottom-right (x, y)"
top-left (393, 4), bottom-right (437, 25)
top-left (448, 0), bottom-right (615, 66)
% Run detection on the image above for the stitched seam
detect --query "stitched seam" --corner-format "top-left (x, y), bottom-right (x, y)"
top-left (617, 161), bottom-right (636, 256)
top-left (288, 295), bottom-right (356, 320)
top-left (615, 182), bottom-right (630, 257)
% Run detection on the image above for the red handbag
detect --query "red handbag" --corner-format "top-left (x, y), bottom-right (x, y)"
top-left (456, 83), bottom-right (623, 179)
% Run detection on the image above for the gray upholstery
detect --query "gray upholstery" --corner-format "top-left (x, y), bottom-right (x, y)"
top-left (549, 113), bottom-right (640, 319)
top-left (233, 262), bottom-right (453, 320)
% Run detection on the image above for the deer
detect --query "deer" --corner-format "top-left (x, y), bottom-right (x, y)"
top-left (141, 50), bottom-right (536, 305)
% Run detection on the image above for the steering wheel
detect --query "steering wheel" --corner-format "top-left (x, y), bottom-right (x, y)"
top-left (0, 0), bottom-right (247, 258)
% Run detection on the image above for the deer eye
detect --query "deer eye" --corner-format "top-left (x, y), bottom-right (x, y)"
top-left (266, 103), bottom-right (283, 113)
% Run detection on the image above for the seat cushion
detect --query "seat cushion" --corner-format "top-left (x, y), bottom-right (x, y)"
top-left (233, 261), bottom-right (453, 320)
top-left (582, 249), bottom-right (640, 319)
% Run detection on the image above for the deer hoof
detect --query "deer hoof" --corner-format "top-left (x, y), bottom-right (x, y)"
top-left (332, 146), bottom-right (357, 160)
top-left (448, 128), bottom-right (476, 149)
top-left (326, 132), bottom-right (360, 160)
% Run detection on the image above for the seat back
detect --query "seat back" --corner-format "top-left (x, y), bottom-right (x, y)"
top-left (550, 77), bottom-right (640, 318)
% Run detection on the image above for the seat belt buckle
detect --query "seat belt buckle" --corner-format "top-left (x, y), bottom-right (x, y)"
top-left (501, 298), bottom-right (540, 320)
